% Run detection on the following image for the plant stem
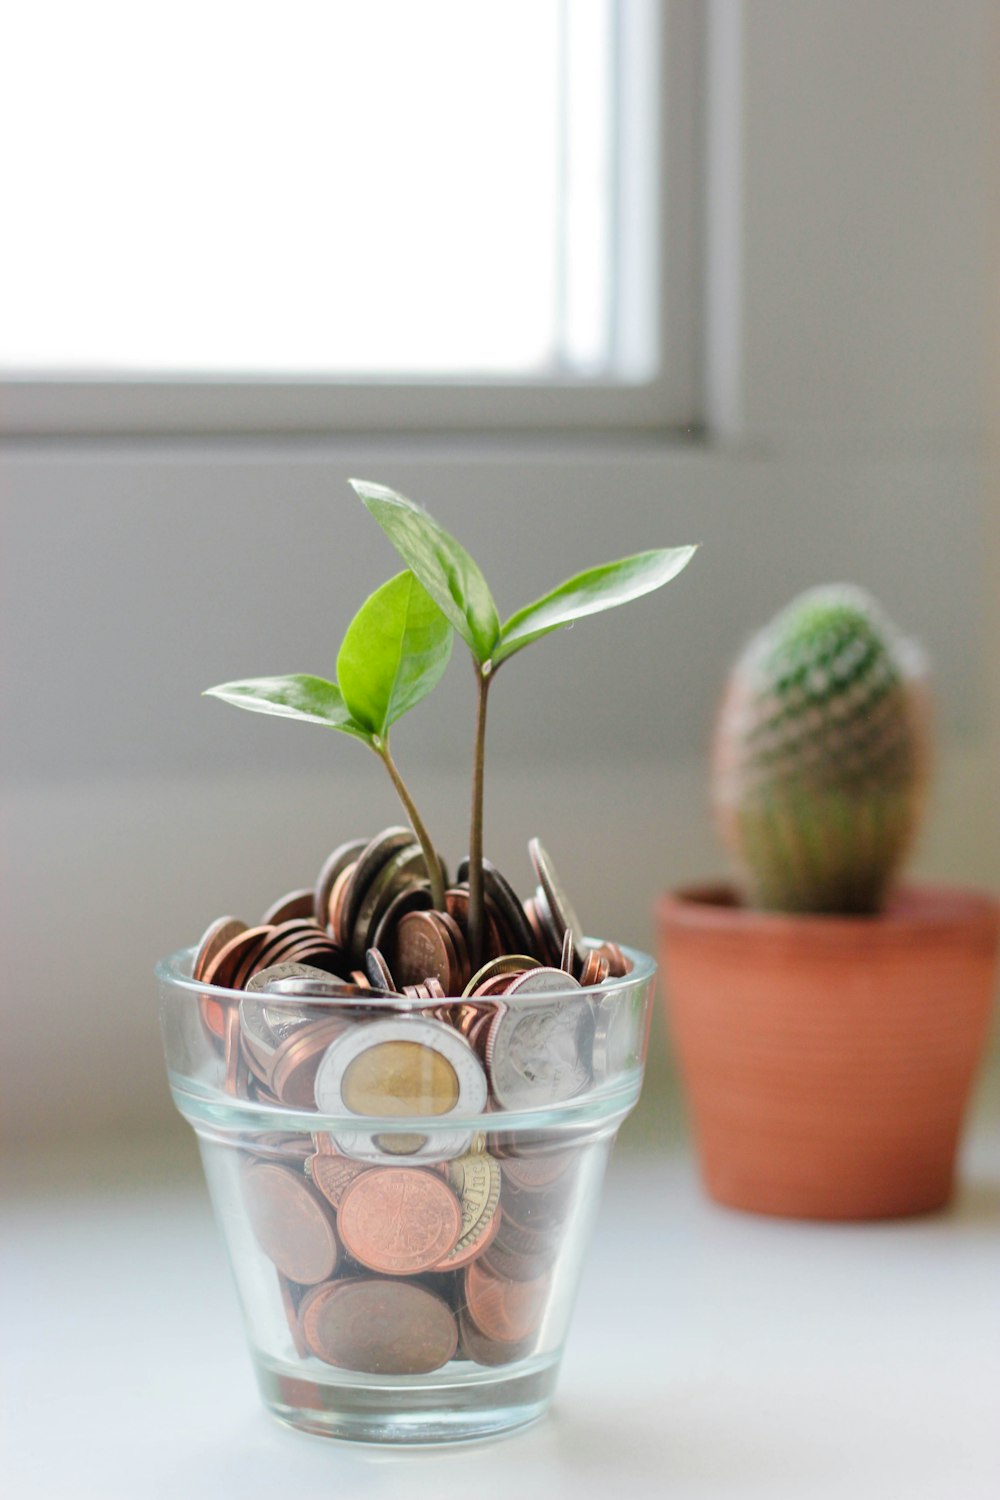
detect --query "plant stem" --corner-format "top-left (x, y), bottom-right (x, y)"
top-left (468, 662), bottom-right (493, 970)
top-left (376, 738), bottom-right (446, 910)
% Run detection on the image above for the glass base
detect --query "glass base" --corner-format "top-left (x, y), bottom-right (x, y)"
top-left (254, 1352), bottom-right (559, 1444)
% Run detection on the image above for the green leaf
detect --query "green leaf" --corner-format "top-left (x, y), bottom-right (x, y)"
top-left (203, 675), bottom-right (372, 742)
top-left (336, 570), bottom-right (453, 737)
top-left (493, 546), bottom-right (698, 665)
top-left (350, 479), bottom-right (501, 665)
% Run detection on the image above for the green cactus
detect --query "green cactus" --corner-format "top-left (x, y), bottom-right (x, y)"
top-left (712, 585), bottom-right (930, 915)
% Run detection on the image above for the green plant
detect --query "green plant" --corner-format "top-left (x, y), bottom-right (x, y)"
top-left (205, 570), bottom-right (452, 909)
top-left (712, 585), bottom-right (930, 915)
top-left (351, 480), bottom-right (695, 963)
top-left (205, 481), bottom-right (696, 961)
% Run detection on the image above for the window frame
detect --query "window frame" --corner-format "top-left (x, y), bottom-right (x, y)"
top-left (0, 0), bottom-right (702, 438)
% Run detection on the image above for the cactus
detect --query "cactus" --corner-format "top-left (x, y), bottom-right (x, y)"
top-left (712, 585), bottom-right (931, 914)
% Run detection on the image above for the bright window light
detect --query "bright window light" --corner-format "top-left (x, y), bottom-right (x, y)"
top-left (0, 0), bottom-right (624, 378)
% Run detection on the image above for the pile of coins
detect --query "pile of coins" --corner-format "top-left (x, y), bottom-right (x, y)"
top-left (191, 830), bottom-right (636, 1373)
top-left (240, 1132), bottom-right (582, 1373)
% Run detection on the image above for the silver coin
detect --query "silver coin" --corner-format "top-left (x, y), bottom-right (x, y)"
top-left (528, 838), bottom-right (586, 953)
top-left (487, 973), bottom-right (594, 1109)
top-left (262, 976), bottom-right (391, 1000)
top-left (244, 962), bottom-right (339, 993)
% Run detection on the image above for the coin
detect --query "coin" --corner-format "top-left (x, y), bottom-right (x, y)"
top-left (306, 1151), bottom-right (370, 1208)
top-left (445, 886), bottom-right (505, 963)
top-left (364, 948), bottom-right (399, 993)
top-left (339, 827), bottom-right (416, 952)
top-left (463, 1260), bottom-right (549, 1343)
top-left (458, 857), bottom-right (538, 958)
top-left (463, 955), bottom-right (540, 998)
top-left (194, 916), bottom-right (249, 1042)
top-left (315, 1018), bottom-right (487, 1117)
top-left (314, 838), bottom-right (368, 928)
top-left (261, 889), bottom-right (315, 926)
top-left (194, 916), bottom-right (247, 982)
top-left (394, 910), bottom-right (468, 993)
top-left (349, 843), bottom-right (428, 965)
top-left (270, 1018), bottom-right (350, 1107)
top-left (314, 1017), bottom-right (487, 1163)
top-left (202, 925), bottom-right (273, 992)
top-left (529, 838), bottom-right (586, 958)
top-left (245, 962), bottom-right (340, 994)
top-left (457, 1305), bottom-right (531, 1367)
top-left (241, 1162), bottom-right (339, 1284)
top-left (434, 1150), bottom-right (502, 1270)
top-left (485, 977), bottom-right (595, 1109)
top-left (337, 1167), bottom-right (463, 1274)
top-left (299, 1277), bottom-right (458, 1374)
top-left (522, 895), bottom-right (560, 967)
top-left (372, 882), bottom-right (434, 967)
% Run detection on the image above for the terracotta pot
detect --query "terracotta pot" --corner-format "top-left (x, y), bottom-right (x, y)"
top-left (657, 883), bottom-right (1000, 1220)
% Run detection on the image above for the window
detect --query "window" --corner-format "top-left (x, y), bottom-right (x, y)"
top-left (0, 1), bottom-right (701, 434)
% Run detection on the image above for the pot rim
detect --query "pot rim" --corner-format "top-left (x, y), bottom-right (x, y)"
top-left (656, 880), bottom-right (1000, 941)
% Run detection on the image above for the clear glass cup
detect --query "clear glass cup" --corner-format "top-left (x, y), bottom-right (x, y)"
top-left (157, 945), bottom-right (655, 1443)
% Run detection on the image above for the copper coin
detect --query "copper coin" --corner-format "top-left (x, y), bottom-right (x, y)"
top-left (306, 1151), bottom-right (371, 1208)
top-left (594, 940), bottom-right (632, 977)
top-left (457, 1305), bottom-right (531, 1367)
top-left (337, 1167), bottom-right (463, 1275)
top-left (314, 838), bottom-right (367, 927)
top-left (501, 1152), bottom-right (575, 1191)
top-left (522, 896), bottom-right (559, 966)
top-left (202, 925), bottom-right (273, 992)
top-left (242, 1162), bottom-right (339, 1284)
top-left (195, 917), bottom-right (248, 1041)
top-left (445, 886), bottom-right (504, 962)
top-left (243, 919), bottom-right (322, 977)
top-left (326, 863), bottom-right (358, 943)
top-left (374, 882), bottom-right (434, 966)
top-left (458, 857), bottom-right (538, 958)
top-left (579, 949), bottom-right (610, 987)
top-left (480, 1240), bottom-right (555, 1283)
top-left (270, 1018), bottom-right (349, 1107)
top-left (463, 1260), bottom-right (549, 1343)
top-left (223, 1001), bottom-right (244, 1096)
top-left (299, 1277), bottom-right (458, 1374)
top-left (194, 916), bottom-right (248, 982)
top-left (261, 889), bottom-right (316, 926)
top-left (395, 910), bottom-right (465, 993)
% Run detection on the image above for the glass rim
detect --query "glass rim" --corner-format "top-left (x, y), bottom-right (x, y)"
top-left (155, 940), bottom-right (657, 1010)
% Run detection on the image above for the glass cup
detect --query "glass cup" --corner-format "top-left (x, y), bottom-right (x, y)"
top-left (157, 945), bottom-right (655, 1443)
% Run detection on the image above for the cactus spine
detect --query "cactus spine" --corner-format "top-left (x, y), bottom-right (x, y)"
top-left (712, 586), bottom-right (930, 915)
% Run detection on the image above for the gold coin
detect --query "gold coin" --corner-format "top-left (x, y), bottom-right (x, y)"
top-left (341, 1040), bottom-right (460, 1117)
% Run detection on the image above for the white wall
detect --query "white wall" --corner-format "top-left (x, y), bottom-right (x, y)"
top-left (2, 0), bottom-right (997, 1147)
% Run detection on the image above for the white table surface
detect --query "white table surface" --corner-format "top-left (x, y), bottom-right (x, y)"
top-left (4, 1105), bottom-right (999, 1500)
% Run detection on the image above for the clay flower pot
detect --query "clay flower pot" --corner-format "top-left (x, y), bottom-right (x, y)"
top-left (657, 883), bottom-right (999, 1220)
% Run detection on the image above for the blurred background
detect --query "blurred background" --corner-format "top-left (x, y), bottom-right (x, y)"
top-left (2, 0), bottom-right (997, 1153)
